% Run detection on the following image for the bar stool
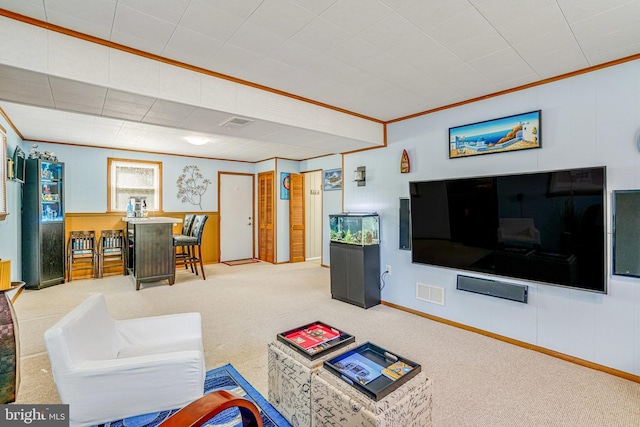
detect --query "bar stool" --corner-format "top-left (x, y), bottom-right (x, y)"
top-left (174, 214), bottom-right (195, 269)
top-left (67, 231), bottom-right (97, 281)
top-left (97, 229), bottom-right (126, 278)
top-left (173, 214), bottom-right (208, 279)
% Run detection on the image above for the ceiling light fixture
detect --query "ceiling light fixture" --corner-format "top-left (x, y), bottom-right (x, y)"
top-left (185, 137), bottom-right (209, 145)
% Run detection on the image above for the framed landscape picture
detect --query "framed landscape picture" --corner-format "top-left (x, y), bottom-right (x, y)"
top-left (323, 168), bottom-right (342, 191)
top-left (449, 110), bottom-right (541, 159)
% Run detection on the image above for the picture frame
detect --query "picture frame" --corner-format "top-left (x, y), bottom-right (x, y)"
top-left (323, 168), bottom-right (342, 191)
top-left (276, 321), bottom-right (355, 360)
top-left (280, 172), bottom-right (290, 200)
top-left (449, 110), bottom-right (541, 159)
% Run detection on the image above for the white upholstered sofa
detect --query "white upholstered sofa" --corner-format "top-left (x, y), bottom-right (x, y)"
top-left (44, 294), bottom-right (205, 427)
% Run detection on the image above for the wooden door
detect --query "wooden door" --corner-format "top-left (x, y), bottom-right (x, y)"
top-left (289, 173), bottom-right (305, 263)
top-left (258, 171), bottom-right (274, 263)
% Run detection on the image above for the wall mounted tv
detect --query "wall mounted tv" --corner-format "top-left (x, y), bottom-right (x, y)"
top-left (409, 166), bottom-right (606, 293)
top-left (12, 146), bottom-right (25, 183)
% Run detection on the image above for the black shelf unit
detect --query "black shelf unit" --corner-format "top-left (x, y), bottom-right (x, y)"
top-left (22, 158), bottom-right (65, 289)
top-left (330, 242), bottom-right (380, 308)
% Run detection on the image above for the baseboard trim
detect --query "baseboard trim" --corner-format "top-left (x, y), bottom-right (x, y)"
top-left (381, 300), bottom-right (640, 384)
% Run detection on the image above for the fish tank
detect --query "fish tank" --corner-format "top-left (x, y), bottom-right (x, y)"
top-left (329, 213), bottom-right (379, 246)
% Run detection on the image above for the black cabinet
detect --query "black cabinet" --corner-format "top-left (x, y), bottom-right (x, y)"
top-left (22, 159), bottom-right (65, 289)
top-left (330, 242), bottom-right (380, 308)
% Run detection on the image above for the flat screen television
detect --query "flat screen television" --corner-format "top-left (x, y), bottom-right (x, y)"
top-left (12, 146), bottom-right (25, 183)
top-left (409, 166), bottom-right (606, 293)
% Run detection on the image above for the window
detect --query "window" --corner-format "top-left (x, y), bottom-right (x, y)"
top-left (108, 158), bottom-right (162, 212)
top-left (0, 126), bottom-right (7, 221)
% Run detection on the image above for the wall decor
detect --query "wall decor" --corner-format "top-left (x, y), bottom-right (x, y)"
top-left (280, 172), bottom-right (290, 200)
top-left (449, 110), bottom-right (541, 159)
top-left (354, 166), bottom-right (366, 186)
top-left (176, 165), bottom-right (211, 210)
top-left (323, 168), bottom-right (342, 191)
top-left (28, 143), bottom-right (58, 161)
top-left (400, 149), bottom-right (410, 173)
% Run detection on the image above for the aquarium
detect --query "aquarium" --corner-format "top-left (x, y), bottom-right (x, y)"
top-left (329, 213), bottom-right (379, 246)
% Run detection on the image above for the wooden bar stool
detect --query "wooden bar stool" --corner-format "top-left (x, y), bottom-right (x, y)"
top-left (67, 231), bottom-right (97, 281)
top-left (97, 229), bottom-right (126, 278)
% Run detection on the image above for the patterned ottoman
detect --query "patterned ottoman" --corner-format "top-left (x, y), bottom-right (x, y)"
top-left (268, 340), bottom-right (358, 427)
top-left (311, 367), bottom-right (432, 427)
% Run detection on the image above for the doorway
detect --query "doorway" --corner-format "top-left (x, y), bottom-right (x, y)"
top-left (219, 172), bottom-right (254, 262)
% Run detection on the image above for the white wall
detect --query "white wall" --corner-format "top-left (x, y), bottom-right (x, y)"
top-left (276, 159), bottom-right (300, 263)
top-left (304, 170), bottom-right (323, 260)
top-left (0, 116), bottom-right (23, 281)
top-left (343, 59), bottom-right (640, 377)
top-left (301, 154), bottom-right (342, 265)
top-left (28, 142), bottom-right (253, 213)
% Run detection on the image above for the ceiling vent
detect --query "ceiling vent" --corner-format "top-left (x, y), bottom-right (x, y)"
top-left (219, 116), bottom-right (254, 128)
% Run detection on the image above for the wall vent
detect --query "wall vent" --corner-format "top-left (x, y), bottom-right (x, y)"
top-left (416, 282), bottom-right (445, 305)
top-left (219, 116), bottom-right (254, 128)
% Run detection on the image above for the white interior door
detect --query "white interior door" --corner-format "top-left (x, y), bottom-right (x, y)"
top-left (220, 173), bottom-right (254, 262)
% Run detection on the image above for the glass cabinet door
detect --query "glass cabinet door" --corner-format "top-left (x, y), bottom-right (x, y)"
top-left (41, 161), bottom-right (63, 222)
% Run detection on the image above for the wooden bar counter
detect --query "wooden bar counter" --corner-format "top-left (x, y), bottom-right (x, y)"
top-left (123, 217), bottom-right (182, 290)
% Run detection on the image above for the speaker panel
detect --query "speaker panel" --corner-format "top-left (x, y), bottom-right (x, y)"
top-left (399, 197), bottom-right (411, 250)
top-left (613, 190), bottom-right (640, 277)
top-left (457, 275), bottom-right (528, 303)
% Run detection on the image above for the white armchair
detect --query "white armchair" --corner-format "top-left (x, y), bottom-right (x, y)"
top-left (44, 294), bottom-right (205, 427)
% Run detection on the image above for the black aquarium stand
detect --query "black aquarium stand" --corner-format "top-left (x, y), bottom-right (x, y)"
top-left (330, 242), bottom-right (380, 309)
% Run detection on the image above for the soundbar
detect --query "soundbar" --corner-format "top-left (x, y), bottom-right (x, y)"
top-left (457, 275), bottom-right (528, 303)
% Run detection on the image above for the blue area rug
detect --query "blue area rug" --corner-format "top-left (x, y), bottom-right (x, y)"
top-left (97, 364), bottom-right (290, 427)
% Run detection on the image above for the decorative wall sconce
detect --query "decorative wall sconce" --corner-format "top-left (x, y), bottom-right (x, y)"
top-left (354, 166), bottom-right (366, 186)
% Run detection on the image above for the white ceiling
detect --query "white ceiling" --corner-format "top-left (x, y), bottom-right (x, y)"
top-left (1, 0), bottom-right (640, 162)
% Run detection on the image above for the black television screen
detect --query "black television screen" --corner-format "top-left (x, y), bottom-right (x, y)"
top-left (409, 167), bottom-right (606, 293)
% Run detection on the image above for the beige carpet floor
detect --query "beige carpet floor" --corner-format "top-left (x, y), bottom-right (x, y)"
top-left (11, 261), bottom-right (640, 426)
